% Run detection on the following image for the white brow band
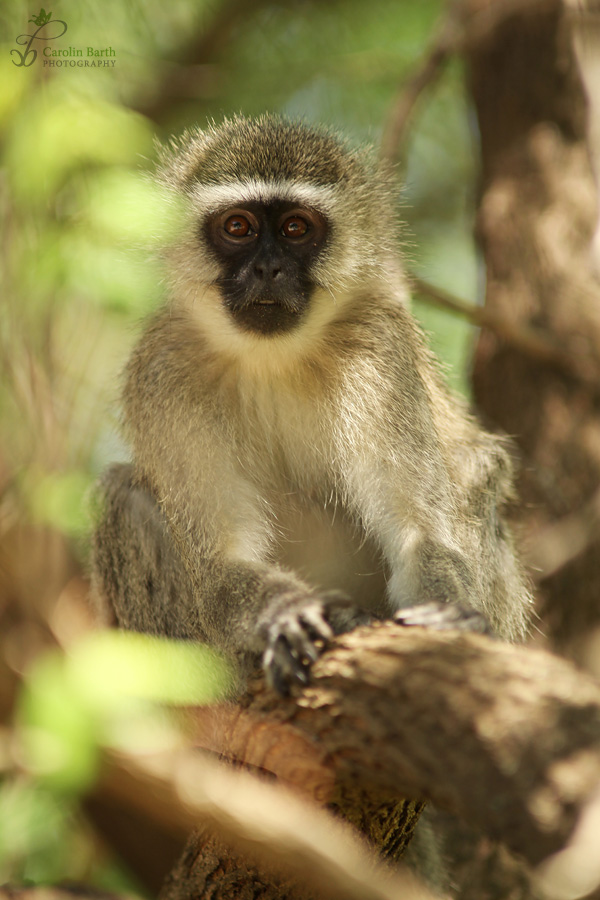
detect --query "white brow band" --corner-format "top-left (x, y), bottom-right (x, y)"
top-left (189, 179), bottom-right (337, 213)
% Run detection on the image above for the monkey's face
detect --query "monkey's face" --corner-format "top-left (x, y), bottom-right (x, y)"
top-left (204, 200), bottom-right (328, 336)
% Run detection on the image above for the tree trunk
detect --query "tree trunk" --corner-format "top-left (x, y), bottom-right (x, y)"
top-left (467, 0), bottom-right (600, 655)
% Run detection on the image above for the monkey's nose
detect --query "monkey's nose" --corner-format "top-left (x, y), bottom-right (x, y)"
top-left (254, 262), bottom-right (281, 281)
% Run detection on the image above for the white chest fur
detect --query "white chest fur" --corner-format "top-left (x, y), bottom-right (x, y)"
top-left (271, 496), bottom-right (388, 612)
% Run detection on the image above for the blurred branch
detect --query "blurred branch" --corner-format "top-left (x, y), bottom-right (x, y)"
top-left (93, 742), bottom-right (437, 900)
top-left (379, 8), bottom-right (458, 163)
top-left (136, 0), bottom-right (273, 123)
top-left (413, 276), bottom-right (600, 387)
top-left (534, 784), bottom-right (600, 900)
top-left (381, 0), bottom-right (556, 164)
top-left (465, 0), bottom-right (600, 648)
top-left (7, 612), bottom-right (600, 898)
top-left (0, 890), bottom-right (133, 900)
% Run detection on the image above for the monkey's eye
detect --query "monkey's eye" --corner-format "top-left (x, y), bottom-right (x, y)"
top-left (281, 216), bottom-right (309, 239)
top-left (223, 215), bottom-right (254, 238)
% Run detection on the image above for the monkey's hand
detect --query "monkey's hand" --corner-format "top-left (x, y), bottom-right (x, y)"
top-left (260, 591), bottom-right (370, 695)
top-left (393, 601), bottom-right (492, 635)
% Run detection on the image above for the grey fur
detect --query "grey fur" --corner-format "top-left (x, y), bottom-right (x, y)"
top-left (91, 114), bottom-right (531, 691)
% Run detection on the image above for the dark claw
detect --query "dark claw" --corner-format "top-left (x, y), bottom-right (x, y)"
top-left (298, 606), bottom-right (335, 646)
top-left (393, 601), bottom-right (493, 635)
top-left (264, 631), bottom-right (311, 695)
top-left (263, 593), bottom-right (370, 695)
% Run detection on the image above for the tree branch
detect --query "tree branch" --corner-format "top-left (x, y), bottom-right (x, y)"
top-left (87, 623), bottom-right (600, 900)
top-left (465, 0), bottom-right (600, 652)
top-left (94, 742), bottom-right (438, 900)
top-left (412, 276), bottom-right (600, 386)
top-left (525, 485), bottom-right (600, 579)
top-left (190, 624), bottom-right (600, 868)
top-left (135, 0), bottom-right (273, 124)
top-left (379, 12), bottom-right (456, 164)
top-left (380, 0), bottom-right (556, 164)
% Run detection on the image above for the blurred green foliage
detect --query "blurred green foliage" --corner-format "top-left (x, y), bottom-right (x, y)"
top-left (0, 0), bottom-right (479, 890)
top-left (1, 632), bottom-right (230, 889)
top-left (20, 632), bottom-right (231, 793)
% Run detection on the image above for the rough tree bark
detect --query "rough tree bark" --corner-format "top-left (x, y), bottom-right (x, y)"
top-left (466, 0), bottom-right (600, 654)
top-left (127, 624), bottom-right (600, 900)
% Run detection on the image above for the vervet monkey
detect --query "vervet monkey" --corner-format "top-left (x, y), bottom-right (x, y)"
top-left (92, 114), bottom-right (531, 694)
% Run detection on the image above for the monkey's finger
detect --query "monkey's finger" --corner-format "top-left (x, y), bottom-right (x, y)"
top-left (281, 615), bottom-right (323, 664)
top-left (394, 601), bottom-right (492, 634)
top-left (318, 593), bottom-right (374, 636)
top-left (298, 606), bottom-right (335, 645)
top-left (263, 635), bottom-right (310, 695)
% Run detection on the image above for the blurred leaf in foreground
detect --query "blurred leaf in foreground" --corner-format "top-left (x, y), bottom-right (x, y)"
top-left (18, 632), bottom-right (232, 794)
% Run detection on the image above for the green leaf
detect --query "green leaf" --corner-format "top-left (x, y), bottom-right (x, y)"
top-left (19, 653), bottom-right (100, 793)
top-left (17, 633), bottom-right (231, 794)
top-left (5, 90), bottom-right (153, 203)
top-left (68, 631), bottom-right (233, 709)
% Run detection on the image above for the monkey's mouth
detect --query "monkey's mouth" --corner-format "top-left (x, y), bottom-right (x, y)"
top-left (226, 296), bottom-right (305, 336)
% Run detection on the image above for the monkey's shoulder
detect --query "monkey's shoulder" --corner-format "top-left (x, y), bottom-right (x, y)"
top-left (121, 308), bottom-right (230, 441)
top-left (126, 308), bottom-right (223, 390)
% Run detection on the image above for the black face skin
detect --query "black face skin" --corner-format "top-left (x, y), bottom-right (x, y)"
top-left (204, 200), bottom-right (328, 336)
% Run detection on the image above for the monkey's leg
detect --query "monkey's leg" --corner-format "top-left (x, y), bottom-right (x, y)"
top-left (91, 463), bottom-right (202, 640)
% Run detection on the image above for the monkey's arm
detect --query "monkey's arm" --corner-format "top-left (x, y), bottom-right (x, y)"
top-left (342, 436), bottom-right (528, 640)
top-left (335, 314), bottom-right (530, 641)
top-left (91, 320), bottom-right (368, 692)
top-left (92, 463), bottom-right (358, 693)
